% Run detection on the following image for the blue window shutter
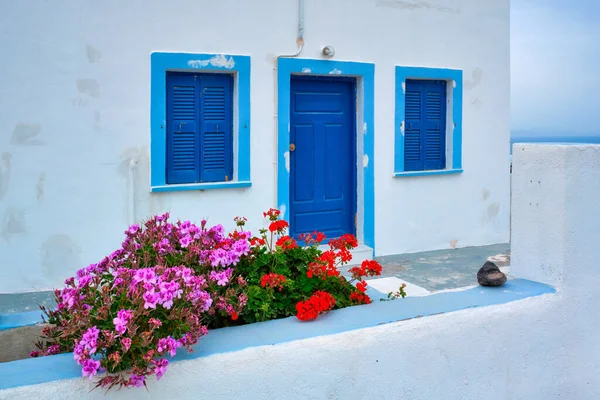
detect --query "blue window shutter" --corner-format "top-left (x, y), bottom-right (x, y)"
top-left (199, 74), bottom-right (233, 182)
top-left (423, 80), bottom-right (447, 170)
top-left (404, 80), bottom-right (447, 171)
top-left (166, 73), bottom-right (200, 184)
top-left (404, 81), bottom-right (424, 171)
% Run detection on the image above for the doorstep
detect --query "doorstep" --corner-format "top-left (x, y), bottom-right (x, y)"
top-left (365, 276), bottom-right (431, 298)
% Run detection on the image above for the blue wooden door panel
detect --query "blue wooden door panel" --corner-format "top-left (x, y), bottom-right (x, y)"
top-left (292, 123), bottom-right (316, 202)
top-left (324, 123), bottom-right (345, 200)
top-left (404, 79), bottom-right (447, 171)
top-left (290, 77), bottom-right (356, 239)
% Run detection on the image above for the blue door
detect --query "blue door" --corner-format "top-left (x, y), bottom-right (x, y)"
top-left (290, 76), bottom-right (356, 239)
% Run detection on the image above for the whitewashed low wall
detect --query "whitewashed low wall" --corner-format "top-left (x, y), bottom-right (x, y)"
top-left (1, 144), bottom-right (598, 399)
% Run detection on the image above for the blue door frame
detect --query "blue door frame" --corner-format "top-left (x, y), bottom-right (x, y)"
top-left (277, 58), bottom-right (375, 252)
top-left (289, 75), bottom-right (357, 240)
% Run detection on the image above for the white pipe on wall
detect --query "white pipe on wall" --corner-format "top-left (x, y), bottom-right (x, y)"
top-left (128, 158), bottom-right (137, 226)
top-left (274, 0), bottom-right (306, 209)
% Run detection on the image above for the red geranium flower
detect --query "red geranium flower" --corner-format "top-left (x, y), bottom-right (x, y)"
top-left (269, 220), bottom-right (289, 233)
top-left (306, 250), bottom-right (340, 279)
top-left (329, 234), bottom-right (358, 251)
top-left (263, 208), bottom-right (281, 221)
top-left (298, 231), bottom-right (327, 245)
top-left (260, 273), bottom-right (287, 290)
top-left (275, 235), bottom-right (298, 250)
top-left (296, 291), bottom-right (336, 321)
top-left (356, 280), bottom-right (368, 293)
top-left (250, 237), bottom-right (266, 247)
top-left (349, 260), bottom-right (382, 279)
top-left (350, 292), bottom-right (371, 304)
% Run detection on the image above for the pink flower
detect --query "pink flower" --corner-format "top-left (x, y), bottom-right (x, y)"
top-left (128, 374), bottom-right (145, 388)
top-left (179, 235), bottom-right (193, 248)
top-left (188, 289), bottom-right (212, 311)
top-left (157, 280), bottom-right (183, 309)
top-left (46, 345), bottom-right (60, 355)
top-left (153, 238), bottom-right (172, 254)
top-left (113, 309), bottom-right (133, 335)
top-left (126, 224), bottom-right (140, 235)
top-left (177, 267), bottom-right (194, 283)
top-left (121, 337), bottom-right (131, 352)
top-left (149, 318), bottom-right (162, 329)
top-left (153, 358), bottom-right (169, 380)
top-left (186, 275), bottom-right (207, 290)
top-left (73, 343), bottom-right (87, 364)
top-left (155, 212), bottom-right (170, 222)
top-left (143, 291), bottom-right (159, 309)
top-left (60, 288), bottom-right (80, 309)
top-left (177, 334), bottom-right (189, 347)
top-left (157, 336), bottom-right (181, 358)
top-left (81, 359), bottom-right (101, 380)
top-left (133, 268), bottom-right (157, 285)
top-left (112, 278), bottom-right (124, 288)
top-left (80, 326), bottom-right (100, 354)
top-left (209, 268), bottom-right (232, 286)
top-left (77, 274), bottom-right (93, 288)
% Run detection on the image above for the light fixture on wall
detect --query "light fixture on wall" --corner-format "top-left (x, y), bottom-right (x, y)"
top-left (322, 45), bottom-right (335, 58)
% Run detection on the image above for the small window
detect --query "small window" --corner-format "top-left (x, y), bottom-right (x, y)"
top-left (166, 72), bottom-right (233, 184)
top-left (404, 79), bottom-right (447, 172)
top-left (394, 66), bottom-right (462, 177)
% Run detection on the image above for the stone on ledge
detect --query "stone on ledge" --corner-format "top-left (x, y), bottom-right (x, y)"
top-left (477, 261), bottom-right (507, 287)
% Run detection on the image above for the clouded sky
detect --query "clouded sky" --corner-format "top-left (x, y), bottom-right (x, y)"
top-left (511, 0), bottom-right (600, 135)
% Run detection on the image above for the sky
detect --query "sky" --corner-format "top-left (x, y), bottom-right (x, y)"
top-left (511, 0), bottom-right (600, 135)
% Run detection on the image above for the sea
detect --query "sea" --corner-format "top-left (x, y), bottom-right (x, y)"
top-left (510, 131), bottom-right (600, 155)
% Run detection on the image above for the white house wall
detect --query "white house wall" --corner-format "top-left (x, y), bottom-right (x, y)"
top-left (0, 0), bottom-right (510, 293)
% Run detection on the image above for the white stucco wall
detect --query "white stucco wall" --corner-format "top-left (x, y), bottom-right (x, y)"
top-left (1, 144), bottom-right (599, 399)
top-left (0, 0), bottom-right (510, 293)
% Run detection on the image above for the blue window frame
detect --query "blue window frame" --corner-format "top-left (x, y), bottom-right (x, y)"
top-left (394, 66), bottom-right (463, 177)
top-left (150, 53), bottom-right (251, 192)
top-left (166, 72), bottom-right (233, 184)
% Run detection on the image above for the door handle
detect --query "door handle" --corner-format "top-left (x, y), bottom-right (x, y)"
top-left (289, 143), bottom-right (296, 151)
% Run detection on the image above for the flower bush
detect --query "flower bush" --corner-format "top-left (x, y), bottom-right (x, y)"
top-left (32, 208), bottom-right (401, 390)
top-left (33, 214), bottom-right (248, 389)
top-left (233, 208), bottom-right (384, 323)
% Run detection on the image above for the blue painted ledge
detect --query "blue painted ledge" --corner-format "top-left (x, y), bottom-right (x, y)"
top-left (393, 169), bottom-right (463, 178)
top-left (150, 181), bottom-right (252, 193)
top-left (0, 279), bottom-right (554, 390)
top-left (0, 311), bottom-right (43, 331)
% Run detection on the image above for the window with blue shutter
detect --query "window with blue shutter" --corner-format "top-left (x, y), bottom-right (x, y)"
top-left (404, 79), bottom-right (447, 171)
top-left (166, 72), bottom-right (233, 184)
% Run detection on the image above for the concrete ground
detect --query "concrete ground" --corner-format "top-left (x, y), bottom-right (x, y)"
top-left (0, 290), bottom-right (55, 315)
top-left (375, 243), bottom-right (511, 292)
top-left (0, 325), bottom-right (44, 362)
